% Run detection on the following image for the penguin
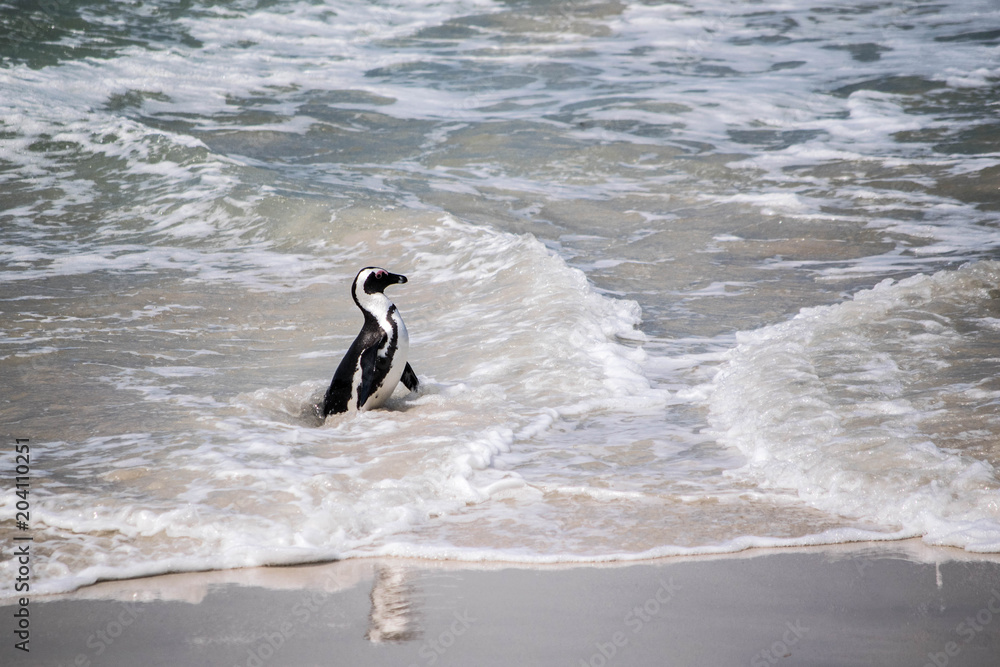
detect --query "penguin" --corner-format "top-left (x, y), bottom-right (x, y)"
top-left (322, 267), bottom-right (419, 417)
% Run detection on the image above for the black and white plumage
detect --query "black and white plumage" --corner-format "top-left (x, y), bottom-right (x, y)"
top-left (322, 267), bottom-right (419, 417)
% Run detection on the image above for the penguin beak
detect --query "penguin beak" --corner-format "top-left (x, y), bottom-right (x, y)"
top-left (392, 273), bottom-right (408, 285)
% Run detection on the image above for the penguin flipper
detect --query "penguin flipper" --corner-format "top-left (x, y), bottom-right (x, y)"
top-left (355, 342), bottom-right (381, 409)
top-left (401, 362), bottom-right (419, 392)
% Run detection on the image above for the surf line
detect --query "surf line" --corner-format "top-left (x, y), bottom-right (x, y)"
top-left (11, 437), bottom-right (32, 653)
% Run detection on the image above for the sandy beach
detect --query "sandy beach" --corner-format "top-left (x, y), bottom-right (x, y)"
top-left (4, 540), bottom-right (999, 666)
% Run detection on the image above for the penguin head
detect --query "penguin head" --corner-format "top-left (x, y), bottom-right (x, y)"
top-left (356, 267), bottom-right (407, 295)
top-left (352, 267), bottom-right (408, 313)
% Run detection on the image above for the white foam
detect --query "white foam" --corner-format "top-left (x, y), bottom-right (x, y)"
top-left (0, 215), bottom-right (671, 596)
top-left (4, 0), bottom-right (1000, 598)
top-left (706, 261), bottom-right (1000, 552)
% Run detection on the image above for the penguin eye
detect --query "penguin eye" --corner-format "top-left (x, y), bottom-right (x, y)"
top-left (374, 270), bottom-right (387, 279)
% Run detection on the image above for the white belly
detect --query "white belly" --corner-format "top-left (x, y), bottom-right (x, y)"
top-left (360, 311), bottom-right (409, 409)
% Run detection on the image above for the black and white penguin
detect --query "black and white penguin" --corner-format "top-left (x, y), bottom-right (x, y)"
top-left (322, 267), bottom-right (419, 417)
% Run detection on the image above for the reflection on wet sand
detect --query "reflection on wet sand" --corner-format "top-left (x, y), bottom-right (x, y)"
top-left (366, 564), bottom-right (421, 643)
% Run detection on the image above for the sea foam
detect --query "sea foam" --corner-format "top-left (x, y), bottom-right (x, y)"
top-left (707, 261), bottom-right (1000, 552)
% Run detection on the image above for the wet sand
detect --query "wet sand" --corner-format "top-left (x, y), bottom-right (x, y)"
top-left (3, 540), bottom-right (999, 666)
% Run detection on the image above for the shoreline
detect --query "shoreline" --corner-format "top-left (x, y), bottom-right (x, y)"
top-left (4, 540), bottom-right (1000, 665)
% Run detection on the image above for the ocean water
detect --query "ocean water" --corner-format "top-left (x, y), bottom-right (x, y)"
top-left (2, 0), bottom-right (1000, 596)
